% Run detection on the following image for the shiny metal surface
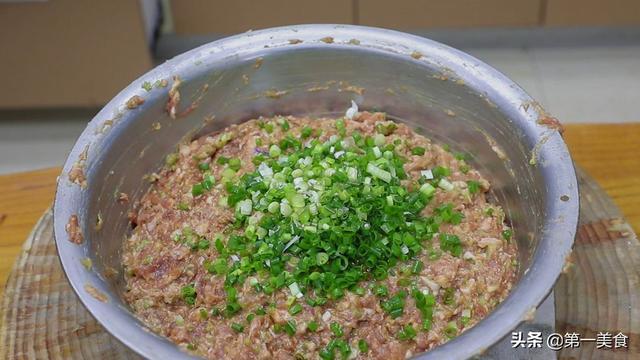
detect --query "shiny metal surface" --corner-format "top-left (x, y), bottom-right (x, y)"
top-left (53, 25), bottom-right (578, 359)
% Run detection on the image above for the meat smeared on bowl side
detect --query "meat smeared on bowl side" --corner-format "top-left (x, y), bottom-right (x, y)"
top-left (122, 111), bottom-right (518, 359)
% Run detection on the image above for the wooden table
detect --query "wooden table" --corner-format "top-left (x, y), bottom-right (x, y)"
top-left (1, 124), bottom-right (638, 297)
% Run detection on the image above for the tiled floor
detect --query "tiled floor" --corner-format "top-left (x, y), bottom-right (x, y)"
top-left (1, 27), bottom-right (639, 174)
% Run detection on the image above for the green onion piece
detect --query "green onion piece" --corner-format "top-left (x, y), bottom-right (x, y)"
top-left (198, 162), bottom-right (210, 171)
top-left (366, 163), bottom-right (392, 183)
top-left (181, 284), bottom-right (197, 306)
top-left (419, 183), bottom-right (436, 196)
top-left (443, 287), bottom-right (455, 305)
top-left (307, 320), bottom-right (319, 332)
top-left (165, 153), bottom-right (179, 166)
top-left (289, 303), bottom-right (303, 316)
top-left (438, 178), bottom-right (454, 191)
top-left (397, 324), bottom-right (417, 340)
top-left (467, 180), bottom-right (480, 194)
top-left (373, 284), bottom-right (389, 297)
top-left (411, 260), bottom-right (423, 274)
top-left (231, 322), bottom-right (244, 333)
top-left (246, 313), bottom-right (255, 323)
top-left (381, 291), bottom-right (406, 318)
top-left (177, 202), bottom-right (190, 211)
top-left (280, 202), bottom-right (293, 217)
top-left (301, 126), bottom-right (313, 139)
top-left (142, 81), bottom-right (153, 92)
top-left (432, 166), bottom-right (450, 178)
top-left (191, 183), bottom-right (204, 197)
top-left (228, 158), bottom-right (241, 171)
top-left (267, 201), bottom-right (279, 213)
top-left (269, 144), bottom-right (282, 157)
top-left (375, 122), bottom-right (397, 135)
top-left (454, 152), bottom-right (468, 161)
top-left (358, 339), bottom-right (369, 353)
top-left (412, 146), bottom-right (426, 156)
top-left (440, 233), bottom-right (462, 257)
top-left (444, 321), bottom-right (458, 338)
top-left (502, 229), bottom-right (513, 240)
top-left (199, 308), bottom-right (208, 319)
top-left (316, 252), bottom-right (329, 265)
top-left (330, 322), bottom-right (344, 337)
top-left (285, 320), bottom-right (297, 336)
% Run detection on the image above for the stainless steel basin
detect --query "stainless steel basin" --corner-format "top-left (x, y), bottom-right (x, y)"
top-left (53, 24), bottom-right (578, 359)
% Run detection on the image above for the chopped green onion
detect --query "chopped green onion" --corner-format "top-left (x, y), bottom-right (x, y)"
top-left (438, 178), bottom-right (454, 191)
top-left (289, 282), bottom-right (303, 299)
top-left (267, 201), bottom-right (279, 213)
top-left (330, 322), bottom-right (344, 337)
top-left (269, 144), bottom-right (282, 157)
top-left (502, 229), bottom-right (513, 241)
top-left (397, 324), bottom-right (417, 340)
top-left (165, 153), bottom-right (179, 166)
top-left (142, 81), bottom-right (153, 92)
top-left (307, 320), bottom-right (319, 332)
top-left (191, 183), bottom-right (204, 197)
top-left (419, 183), bottom-right (436, 196)
top-left (316, 252), bottom-right (329, 265)
top-left (177, 202), bottom-right (190, 211)
top-left (231, 323), bottom-right (244, 333)
top-left (373, 284), bottom-right (389, 297)
top-left (301, 126), bottom-right (313, 139)
top-left (467, 180), bottom-right (480, 194)
top-left (411, 260), bottom-right (423, 274)
top-left (199, 308), bottom-right (208, 319)
top-left (443, 287), bottom-right (455, 305)
top-left (246, 313), bottom-right (255, 323)
top-left (285, 320), bottom-right (297, 336)
top-left (289, 303), bottom-right (303, 315)
top-left (228, 158), bottom-right (241, 171)
top-left (440, 234), bottom-right (463, 257)
top-left (366, 163), bottom-right (392, 183)
top-left (358, 339), bottom-right (369, 353)
top-left (381, 291), bottom-right (406, 318)
top-left (280, 202), bottom-right (293, 217)
top-left (444, 321), bottom-right (458, 338)
top-left (202, 117), bottom-right (476, 318)
top-left (181, 284), bottom-right (197, 306)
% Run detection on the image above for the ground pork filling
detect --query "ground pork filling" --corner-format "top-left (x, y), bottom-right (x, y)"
top-left (123, 112), bottom-right (518, 360)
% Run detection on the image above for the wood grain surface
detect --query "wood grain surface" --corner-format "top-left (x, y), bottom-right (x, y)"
top-left (0, 167), bottom-right (60, 297)
top-left (555, 167), bottom-right (640, 359)
top-left (0, 164), bottom-right (637, 359)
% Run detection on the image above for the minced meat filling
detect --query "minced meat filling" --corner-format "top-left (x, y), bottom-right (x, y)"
top-left (122, 112), bottom-right (518, 359)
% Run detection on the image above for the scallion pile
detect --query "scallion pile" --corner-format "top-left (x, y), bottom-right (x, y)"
top-left (191, 119), bottom-right (465, 320)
